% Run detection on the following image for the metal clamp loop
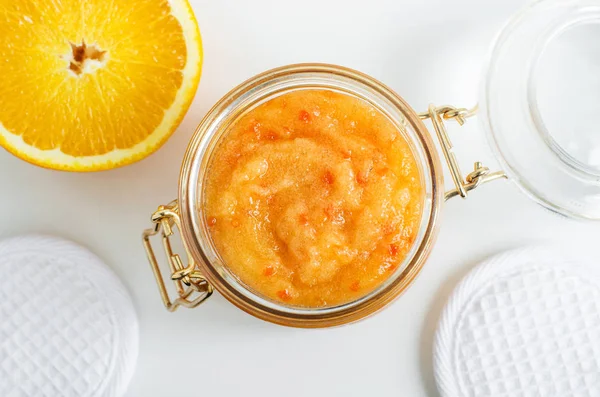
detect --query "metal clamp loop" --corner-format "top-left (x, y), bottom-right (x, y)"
top-left (419, 104), bottom-right (507, 201)
top-left (142, 200), bottom-right (213, 312)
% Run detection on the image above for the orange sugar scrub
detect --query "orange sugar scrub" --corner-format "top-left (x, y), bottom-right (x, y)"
top-left (204, 89), bottom-right (424, 307)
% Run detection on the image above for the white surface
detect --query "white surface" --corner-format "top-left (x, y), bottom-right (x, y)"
top-left (434, 247), bottom-right (600, 397)
top-left (1, 1), bottom-right (600, 396)
top-left (0, 236), bottom-right (137, 397)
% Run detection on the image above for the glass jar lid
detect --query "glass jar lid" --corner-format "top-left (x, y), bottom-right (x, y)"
top-left (481, 0), bottom-right (600, 219)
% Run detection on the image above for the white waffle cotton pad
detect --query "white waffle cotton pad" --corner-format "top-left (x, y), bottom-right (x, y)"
top-left (434, 246), bottom-right (600, 397)
top-left (0, 235), bottom-right (138, 397)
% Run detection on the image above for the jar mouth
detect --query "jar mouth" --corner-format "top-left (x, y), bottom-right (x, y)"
top-left (179, 64), bottom-right (444, 327)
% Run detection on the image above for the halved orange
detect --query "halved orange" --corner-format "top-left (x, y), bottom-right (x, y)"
top-left (0, 0), bottom-right (202, 171)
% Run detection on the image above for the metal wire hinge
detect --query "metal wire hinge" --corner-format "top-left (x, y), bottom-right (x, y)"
top-left (142, 200), bottom-right (213, 312)
top-left (419, 104), bottom-right (507, 201)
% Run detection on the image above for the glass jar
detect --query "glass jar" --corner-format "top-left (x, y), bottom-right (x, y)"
top-left (142, 0), bottom-right (600, 327)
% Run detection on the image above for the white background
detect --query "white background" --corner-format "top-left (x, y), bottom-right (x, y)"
top-left (2, 0), bottom-right (600, 396)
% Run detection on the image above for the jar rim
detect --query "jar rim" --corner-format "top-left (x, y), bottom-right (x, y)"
top-left (178, 63), bottom-right (445, 327)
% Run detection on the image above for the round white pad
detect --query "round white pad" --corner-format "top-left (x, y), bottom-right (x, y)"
top-left (0, 235), bottom-right (138, 397)
top-left (434, 246), bottom-right (600, 397)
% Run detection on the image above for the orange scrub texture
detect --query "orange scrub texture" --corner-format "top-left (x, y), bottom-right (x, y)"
top-left (204, 89), bottom-right (424, 307)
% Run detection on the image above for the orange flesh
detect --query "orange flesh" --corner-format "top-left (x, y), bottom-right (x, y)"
top-left (204, 90), bottom-right (424, 307)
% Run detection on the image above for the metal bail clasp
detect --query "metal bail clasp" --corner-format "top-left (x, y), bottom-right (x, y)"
top-left (142, 200), bottom-right (213, 311)
top-left (419, 105), bottom-right (507, 201)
